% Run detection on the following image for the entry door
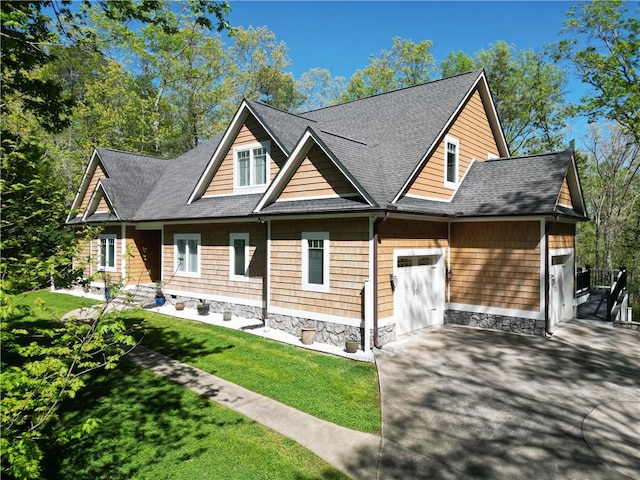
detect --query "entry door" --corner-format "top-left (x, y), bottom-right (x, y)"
top-left (395, 253), bottom-right (444, 335)
top-left (549, 252), bottom-right (574, 326)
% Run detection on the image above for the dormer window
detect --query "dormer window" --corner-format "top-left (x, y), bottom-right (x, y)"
top-left (235, 142), bottom-right (270, 193)
top-left (444, 135), bottom-right (459, 188)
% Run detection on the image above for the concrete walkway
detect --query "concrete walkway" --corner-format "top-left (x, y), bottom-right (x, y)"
top-left (126, 345), bottom-right (382, 479)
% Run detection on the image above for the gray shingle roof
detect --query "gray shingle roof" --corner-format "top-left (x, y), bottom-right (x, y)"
top-left (70, 72), bottom-right (585, 223)
top-left (395, 150), bottom-right (584, 218)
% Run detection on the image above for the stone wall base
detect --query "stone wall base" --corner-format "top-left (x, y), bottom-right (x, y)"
top-left (267, 313), bottom-right (363, 348)
top-left (445, 310), bottom-right (546, 336)
top-left (167, 294), bottom-right (263, 320)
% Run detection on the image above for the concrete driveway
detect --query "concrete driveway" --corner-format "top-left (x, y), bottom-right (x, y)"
top-left (370, 322), bottom-right (639, 479)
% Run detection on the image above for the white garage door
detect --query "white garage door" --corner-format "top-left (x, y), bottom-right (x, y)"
top-left (394, 251), bottom-right (445, 335)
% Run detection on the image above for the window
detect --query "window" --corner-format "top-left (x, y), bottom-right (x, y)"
top-left (444, 135), bottom-right (459, 187)
top-left (98, 234), bottom-right (117, 272)
top-left (235, 142), bottom-right (269, 192)
top-left (230, 233), bottom-right (249, 280)
top-left (175, 234), bottom-right (200, 277)
top-left (302, 232), bottom-right (330, 292)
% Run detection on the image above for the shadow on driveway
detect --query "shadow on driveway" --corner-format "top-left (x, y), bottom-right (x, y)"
top-left (365, 322), bottom-right (639, 479)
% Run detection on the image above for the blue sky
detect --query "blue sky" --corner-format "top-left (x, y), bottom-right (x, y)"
top-left (225, 1), bottom-right (576, 80)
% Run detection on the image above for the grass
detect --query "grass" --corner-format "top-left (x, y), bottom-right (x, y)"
top-left (43, 362), bottom-right (348, 480)
top-left (12, 290), bottom-right (101, 327)
top-left (128, 310), bottom-right (381, 433)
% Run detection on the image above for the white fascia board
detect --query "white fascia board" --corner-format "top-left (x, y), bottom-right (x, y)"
top-left (567, 155), bottom-right (587, 215)
top-left (254, 128), bottom-right (375, 213)
top-left (82, 180), bottom-right (120, 221)
top-left (187, 103), bottom-right (250, 204)
top-left (476, 71), bottom-right (510, 158)
top-left (67, 148), bottom-right (101, 223)
top-left (391, 72), bottom-right (508, 204)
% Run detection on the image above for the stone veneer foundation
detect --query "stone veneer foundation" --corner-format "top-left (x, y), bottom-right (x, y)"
top-left (445, 309), bottom-right (546, 336)
top-left (267, 313), bottom-right (364, 348)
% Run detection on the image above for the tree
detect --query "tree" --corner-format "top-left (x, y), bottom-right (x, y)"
top-left (228, 26), bottom-right (304, 111)
top-left (440, 41), bottom-right (568, 155)
top-left (555, 0), bottom-right (640, 143)
top-left (296, 68), bottom-right (346, 112)
top-left (578, 124), bottom-right (639, 273)
top-left (341, 37), bottom-right (437, 101)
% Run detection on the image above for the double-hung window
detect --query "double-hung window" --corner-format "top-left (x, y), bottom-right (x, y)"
top-left (175, 234), bottom-right (200, 277)
top-left (444, 135), bottom-right (459, 188)
top-left (302, 232), bottom-right (330, 292)
top-left (98, 234), bottom-right (117, 272)
top-left (235, 142), bottom-right (269, 192)
top-left (229, 233), bottom-right (249, 281)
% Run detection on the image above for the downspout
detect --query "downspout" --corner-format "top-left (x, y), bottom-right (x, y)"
top-left (373, 209), bottom-right (392, 349)
top-left (544, 215), bottom-right (560, 337)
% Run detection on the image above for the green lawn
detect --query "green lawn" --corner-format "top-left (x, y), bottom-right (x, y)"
top-left (43, 361), bottom-right (347, 480)
top-left (128, 310), bottom-right (381, 433)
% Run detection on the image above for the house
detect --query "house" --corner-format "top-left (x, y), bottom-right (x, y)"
top-left (66, 70), bottom-right (587, 352)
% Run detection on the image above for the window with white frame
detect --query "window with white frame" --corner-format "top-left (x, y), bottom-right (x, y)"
top-left (235, 142), bottom-right (269, 192)
top-left (229, 233), bottom-right (249, 281)
top-left (98, 234), bottom-right (117, 272)
top-left (444, 135), bottom-right (459, 187)
top-left (175, 234), bottom-right (200, 277)
top-left (302, 232), bottom-right (330, 292)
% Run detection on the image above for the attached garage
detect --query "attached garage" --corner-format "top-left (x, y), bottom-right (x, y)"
top-left (393, 249), bottom-right (446, 335)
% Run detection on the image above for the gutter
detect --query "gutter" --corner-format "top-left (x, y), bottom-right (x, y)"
top-left (544, 215), bottom-right (560, 337)
top-left (372, 206), bottom-right (395, 349)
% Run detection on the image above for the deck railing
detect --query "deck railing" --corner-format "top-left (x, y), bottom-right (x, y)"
top-left (576, 266), bottom-right (591, 294)
top-left (607, 267), bottom-right (628, 322)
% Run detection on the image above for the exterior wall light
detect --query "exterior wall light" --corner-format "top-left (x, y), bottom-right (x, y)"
top-left (446, 269), bottom-right (453, 281)
top-left (390, 273), bottom-right (398, 291)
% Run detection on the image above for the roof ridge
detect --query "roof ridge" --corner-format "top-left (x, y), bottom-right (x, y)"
top-left (301, 70), bottom-right (483, 114)
top-left (245, 98), bottom-right (318, 123)
top-left (96, 147), bottom-right (169, 161)
top-left (485, 149), bottom-right (571, 163)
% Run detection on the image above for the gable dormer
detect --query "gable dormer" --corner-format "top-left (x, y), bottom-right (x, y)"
top-left (66, 149), bottom-right (109, 223)
top-left (406, 87), bottom-right (503, 201)
top-left (255, 128), bottom-right (375, 212)
top-left (82, 180), bottom-right (119, 221)
top-left (189, 102), bottom-right (289, 203)
top-left (555, 154), bottom-right (587, 217)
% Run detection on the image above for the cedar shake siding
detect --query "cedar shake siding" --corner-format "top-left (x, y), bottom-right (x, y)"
top-left (79, 163), bottom-right (106, 211)
top-left (74, 232), bottom-right (92, 278)
top-left (163, 223), bottom-right (265, 302)
top-left (558, 178), bottom-right (572, 208)
top-left (450, 221), bottom-right (541, 312)
top-left (204, 116), bottom-right (288, 197)
top-left (95, 193), bottom-right (110, 213)
top-left (270, 218), bottom-right (369, 319)
top-left (548, 222), bottom-right (575, 250)
top-left (408, 90), bottom-right (500, 200)
top-left (279, 144), bottom-right (358, 200)
top-left (377, 219), bottom-right (449, 319)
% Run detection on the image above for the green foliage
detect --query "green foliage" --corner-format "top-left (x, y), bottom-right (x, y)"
top-left (341, 37), bottom-right (437, 101)
top-left (440, 41), bottom-right (567, 155)
top-left (555, 0), bottom-right (640, 143)
top-left (1, 292), bottom-right (139, 480)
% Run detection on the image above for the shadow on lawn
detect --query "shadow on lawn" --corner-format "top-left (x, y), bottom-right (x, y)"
top-left (41, 361), bottom-right (245, 479)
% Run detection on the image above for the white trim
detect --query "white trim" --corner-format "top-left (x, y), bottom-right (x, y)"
top-left (254, 128), bottom-right (375, 213)
top-left (301, 231), bottom-right (330, 293)
top-left (377, 315), bottom-right (395, 328)
top-left (67, 149), bottom-right (100, 223)
top-left (487, 152), bottom-right (499, 160)
top-left (275, 193), bottom-right (361, 203)
top-left (233, 141), bottom-right (271, 194)
top-left (229, 232), bottom-right (250, 281)
top-left (365, 216), bottom-right (375, 353)
top-left (540, 220), bottom-right (546, 317)
top-left (82, 180), bottom-right (121, 221)
top-left (121, 224), bottom-right (127, 281)
top-left (174, 233), bottom-right (201, 278)
top-left (163, 289), bottom-right (265, 309)
top-left (391, 71), bottom-right (509, 203)
top-left (97, 234), bottom-right (117, 272)
top-left (266, 220), bottom-right (272, 314)
top-left (446, 302), bottom-right (544, 321)
top-left (404, 193), bottom-right (454, 203)
top-left (269, 305), bottom-right (362, 328)
top-left (160, 227), bottom-right (164, 283)
top-left (444, 135), bottom-right (460, 189)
